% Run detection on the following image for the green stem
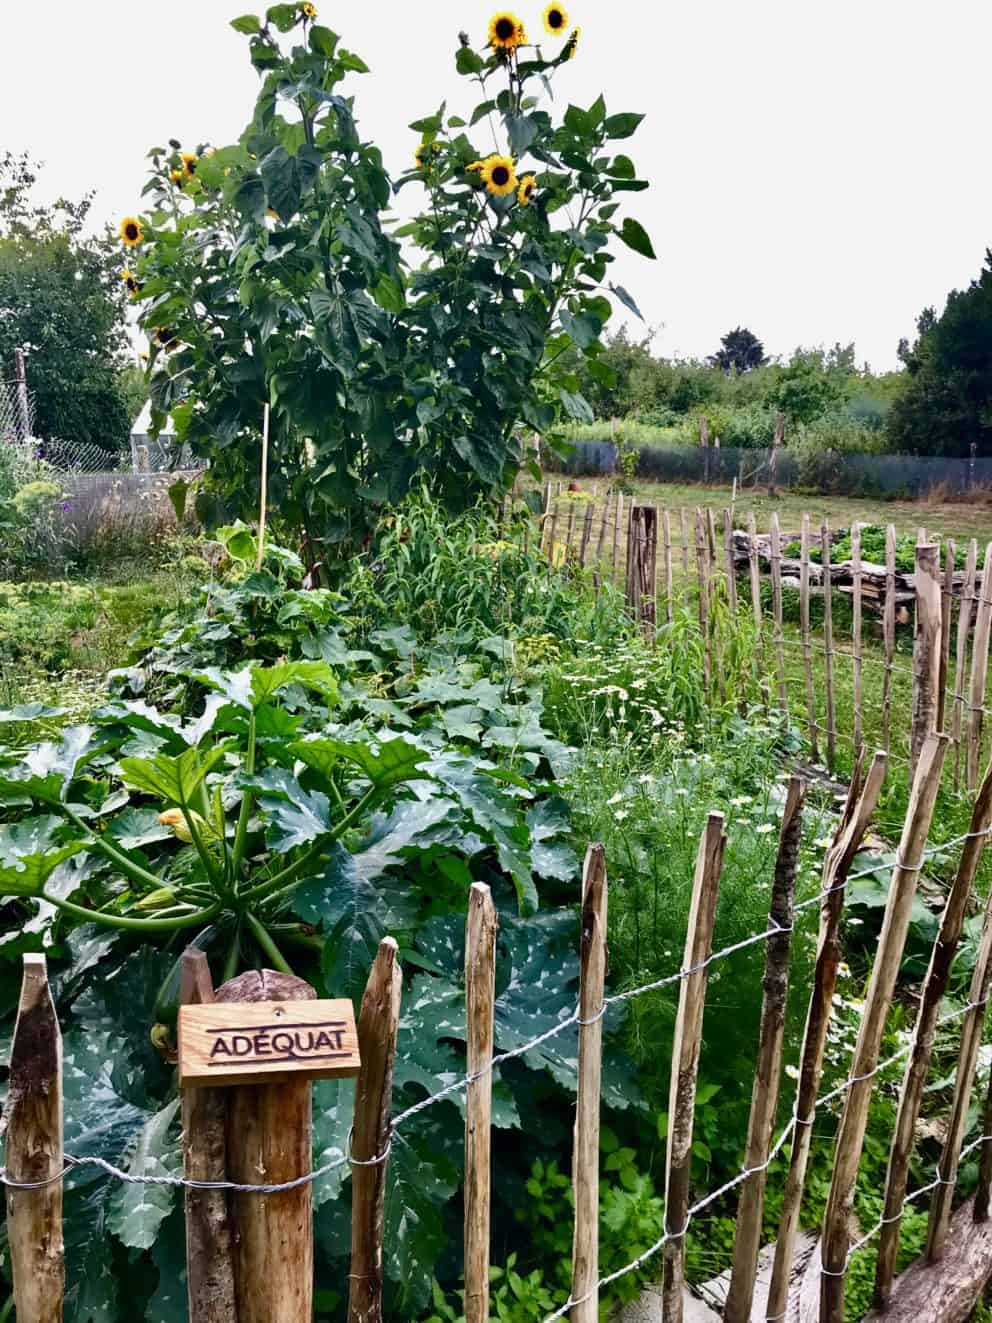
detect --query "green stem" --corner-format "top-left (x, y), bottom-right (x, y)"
top-left (244, 911), bottom-right (293, 976)
top-left (231, 713), bottom-right (257, 883)
top-left (56, 804), bottom-right (166, 893)
top-left (0, 1296), bottom-right (13, 1323)
top-left (241, 785), bottom-right (381, 904)
top-left (42, 894), bottom-right (222, 934)
top-left (180, 807), bottom-right (223, 891)
top-left (223, 922), bottom-right (242, 982)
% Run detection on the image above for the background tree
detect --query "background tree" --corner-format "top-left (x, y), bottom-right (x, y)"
top-left (887, 256), bottom-right (992, 457)
top-left (0, 153), bottom-right (133, 453)
top-left (708, 325), bottom-right (767, 373)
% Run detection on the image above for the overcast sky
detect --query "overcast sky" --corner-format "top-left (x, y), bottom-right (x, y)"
top-left (4, 0), bottom-right (990, 370)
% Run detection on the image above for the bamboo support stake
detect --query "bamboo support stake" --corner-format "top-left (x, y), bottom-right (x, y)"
top-left (766, 752), bottom-right (887, 1323)
top-left (565, 504), bottom-right (576, 563)
top-left (874, 743), bottom-right (992, 1306)
top-left (819, 734), bottom-right (949, 1323)
top-left (852, 521), bottom-right (864, 760)
top-left (967, 543), bottom-right (992, 792)
top-left (953, 541), bottom-right (979, 791)
top-left (695, 509), bottom-right (712, 693)
top-left (883, 525), bottom-right (897, 754)
top-left (465, 887), bottom-right (498, 1323)
top-left (800, 514), bottom-right (819, 762)
top-left (255, 401), bottom-right (270, 572)
top-left (349, 938), bottom-right (403, 1323)
top-left (547, 501), bottom-right (560, 565)
top-left (579, 503), bottom-right (595, 569)
top-left (924, 757), bottom-right (992, 1257)
top-left (937, 540), bottom-right (956, 732)
top-left (747, 513), bottom-right (762, 636)
top-left (217, 969), bottom-right (317, 1323)
top-left (680, 508), bottom-right (689, 578)
top-left (707, 508), bottom-right (725, 701)
top-left (570, 845), bottom-right (608, 1323)
top-left (662, 509), bottom-right (673, 623)
top-left (7, 954), bottom-right (63, 1323)
top-left (723, 779), bottom-right (804, 1323)
top-left (181, 950), bottom-right (236, 1323)
top-left (911, 543), bottom-right (943, 778)
top-left (822, 521), bottom-right (838, 773)
top-left (661, 813), bottom-right (727, 1323)
top-left (723, 508), bottom-right (738, 613)
top-left (769, 512), bottom-right (788, 711)
top-left (594, 490), bottom-right (612, 568)
top-left (610, 493), bottom-right (623, 583)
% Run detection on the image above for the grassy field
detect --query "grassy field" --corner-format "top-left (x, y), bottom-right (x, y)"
top-left (551, 474), bottom-right (992, 543)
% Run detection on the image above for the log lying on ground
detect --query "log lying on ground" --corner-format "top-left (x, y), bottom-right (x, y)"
top-left (862, 1197), bottom-right (992, 1323)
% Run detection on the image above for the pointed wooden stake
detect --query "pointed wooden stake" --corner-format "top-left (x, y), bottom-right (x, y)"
top-left (911, 543), bottom-right (943, 778)
top-left (465, 887), bottom-right (498, 1323)
top-left (822, 521), bottom-right (838, 772)
top-left (967, 543), bottom-right (992, 791)
top-left (7, 954), bottom-right (64, 1323)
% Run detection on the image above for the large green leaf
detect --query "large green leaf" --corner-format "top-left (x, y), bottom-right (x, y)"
top-left (299, 845), bottom-right (389, 999)
top-left (382, 1116), bottom-right (460, 1314)
top-left (119, 746), bottom-right (227, 809)
top-left (290, 735), bottom-right (430, 792)
top-left (311, 1076), bottom-right (355, 1208)
top-left (0, 725), bottom-right (98, 804)
top-left (251, 660), bottom-right (339, 707)
top-left (618, 216), bottom-right (657, 259)
top-left (108, 1100), bottom-right (181, 1251)
top-left (244, 767), bottom-right (332, 853)
top-left (526, 798), bottom-right (579, 882)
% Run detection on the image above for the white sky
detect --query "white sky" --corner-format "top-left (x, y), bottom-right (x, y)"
top-left (3, 0), bottom-right (990, 370)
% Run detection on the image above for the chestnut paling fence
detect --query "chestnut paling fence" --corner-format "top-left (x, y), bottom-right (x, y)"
top-left (4, 514), bottom-right (992, 1322)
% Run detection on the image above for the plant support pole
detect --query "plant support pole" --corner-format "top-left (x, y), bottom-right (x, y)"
top-left (465, 887), bottom-right (498, 1323)
top-left (967, 543), bottom-right (992, 792)
top-left (822, 521), bottom-right (837, 772)
top-left (883, 524), bottom-right (897, 754)
top-left (953, 541), bottom-right (978, 791)
top-left (800, 514), bottom-right (819, 762)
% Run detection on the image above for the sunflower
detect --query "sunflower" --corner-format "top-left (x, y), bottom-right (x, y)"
top-left (487, 11), bottom-right (526, 52)
top-left (517, 175), bottom-right (537, 206)
top-left (120, 216), bottom-right (144, 247)
top-left (543, 4), bottom-right (569, 36)
top-left (301, 1), bottom-right (317, 17)
top-left (466, 160), bottom-right (486, 172)
top-left (121, 270), bottom-right (141, 297)
top-left (170, 168), bottom-right (184, 186)
top-left (154, 327), bottom-right (179, 352)
top-left (480, 155), bottom-right (517, 197)
top-left (181, 152), bottom-right (198, 179)
top-left (564, 26), bottom-right (580, 59)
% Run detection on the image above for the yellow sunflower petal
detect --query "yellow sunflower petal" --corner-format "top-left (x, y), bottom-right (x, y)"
top-left (488, 10), bottom-right (526, 52)
top-left (480, 154), bottom-right (517, 197)
top-left (181, 152), bottom-right (198, 178)
top-left (517, 175), bottom-right (537, 206)
top-left (542, 3), bottom-right (569, 36)
top-left (120, 216), bottom-right (144, 247)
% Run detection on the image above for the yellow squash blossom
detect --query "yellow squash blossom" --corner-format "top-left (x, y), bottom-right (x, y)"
top-left (120, 216), bottom-right (144, 247)
top-left (543, 3), bottom-right (569, 36)
top-left (517, 175), bottom-right (537, 206)
top-left (488, 11), bottom-right (526, 52)
top-left (181, 151), bottom-right (198, 179)
top-left (480, 155), bottom-right (517, 197)
top-left (158, 808), bottom-right (192, 843)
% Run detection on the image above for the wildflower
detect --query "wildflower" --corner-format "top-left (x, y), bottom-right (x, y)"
top-left (614, 810), bottom-right (629, 823)
top-left (838, 962), bottom-right (851, 979)
top-left (488, 11), bottom-right (526, 52)
top-left (563, 26), bottom-right (580, 59)
top-left (480, 154), bottom-right (517, 197)
top-left (814, 837), bottom-right (833, 850)
top-left (543, 3), bottom-right (569, 35)
top-left (301, 1), bottom-right (317, 17)
top-left (120, 216), bottom-right (144, 247)
top-left (517, 174), bottom-right (537, 206)
top-left (785, 1064), bottom-right (800, 1081)
top-left (756, 823), bottom-right (775, 835)
top-left (181, 151), bottom-right (198, 179)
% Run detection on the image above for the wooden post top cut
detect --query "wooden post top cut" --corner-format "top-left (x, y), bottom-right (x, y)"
top-left (179, 998), bottom-right (360, 1088)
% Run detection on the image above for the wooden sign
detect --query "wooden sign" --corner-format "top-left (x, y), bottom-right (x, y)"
top-left (178, 999), bottom-right (360, 1088)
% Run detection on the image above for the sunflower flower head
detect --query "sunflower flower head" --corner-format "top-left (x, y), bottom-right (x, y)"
top-left (517, 175), bottom-right (537, 206)
top-left (543, 3), bottom-right (569, 36)
top-left (122, 270), bottom-right (141, 297)
top-left (120, 216), bottom-right (144, 248)
top-left (181, 152), bottom-right (198, 179)
top-left (480, 154), bottom-right (517, 197)
top-left (154, 327), bottom-right (179, 352)
top-left (564, 26), bottom-right (581, 59)
top-left (170, 168), bottom-right (184, 186)
top-left (488, 11), bottom-right (526, 53)
top-left (301, 1), bottom-right (317, 17)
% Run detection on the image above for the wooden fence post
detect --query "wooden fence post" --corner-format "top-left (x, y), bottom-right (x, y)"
top-left (766, 752), bottom-right (887, 1322)
top-left (695, 509), bottom-right (712, 693)
top-left (662, 509), bottom-right (674, 623)
top-left (769, 513), bottom-right (788, 711)
top-left (967, 543), bottom-right (992, 791)
top-left (216, 969), bottom-right (317, 1323)
top-left (822, 521), bottom-right (838, 772)
top-left (579, 503), bottom-right (595, 569)
top-left (465, 887), bottom-right (498, 1323)
top-left (7, 954), bottom-right (64, 1323)
top-left (723, 778), bottom-right (804, 1323)
top-left (852, 521), bottom-right (864, 761)
top-left (723, 508), bottom-right (738, 614)
top-left (926, 756), bottom-right (992, 1259)
top-left (570, 845), bottom-right (608, 1323)
top-left (911, 543), bottom-right (943, 778)
top-left (181, 950), bottom-right (236, 1323)
top-left (874, 745), bottom-right (992, 1305)
top-left (707, 509), bottom-right (726, 703)
top-left (661, 813), bottom-right (727, 1323)
top-left (768, 411), bottom-right (784, 498)
top-left (937, 540), bottom-right (956, 732)
top-left (626, 507), bottom-right (658, 640)
top-left (819, 734), bottom-right (949, 1323)
top-left (595, 491), bottom-right (611, 569)
top-left (680, 509), bottom-right (689, 579)
top-left (610, 493), bottom-right (623, 583)
top-left (747, 513), bottom-right (769, 708)
top-left (883, 524), bottom-right (897, 754)
top-left (800, 514), bottom-right (820, 762)
top-left (349, 938), bottom-right (403, 1323)
top-left (953, 541), bottom-right (979, 791)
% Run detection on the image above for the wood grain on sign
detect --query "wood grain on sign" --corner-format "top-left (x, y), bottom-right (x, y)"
top-left (179, 998), bottom-right (360, 1087)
